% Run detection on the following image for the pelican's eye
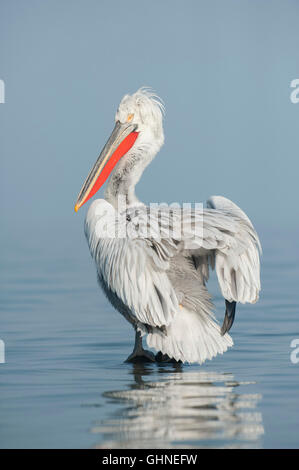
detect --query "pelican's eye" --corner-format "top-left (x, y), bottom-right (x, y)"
top-left (127, 113), bottom-right (134, 122)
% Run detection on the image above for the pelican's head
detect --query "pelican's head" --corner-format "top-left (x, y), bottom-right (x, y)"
top-left (75, 87), bottom-right (164, 212)
top-left (115, 88), bottom-right (164, 147)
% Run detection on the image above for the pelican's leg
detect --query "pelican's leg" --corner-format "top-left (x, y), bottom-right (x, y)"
top-left (125, 330), bottom-right (155, 363)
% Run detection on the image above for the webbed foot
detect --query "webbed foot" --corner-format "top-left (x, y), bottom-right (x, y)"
top-left (155, 351), bottom-right (182, 363)
top-left (125, 349), bottom-right (156, 363)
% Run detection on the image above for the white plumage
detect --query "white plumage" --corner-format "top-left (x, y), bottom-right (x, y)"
top-left (76, 88), bottom-right (261, 364)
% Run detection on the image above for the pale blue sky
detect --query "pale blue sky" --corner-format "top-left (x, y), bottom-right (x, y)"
top-left (1, 0), bottom-right (299, 238)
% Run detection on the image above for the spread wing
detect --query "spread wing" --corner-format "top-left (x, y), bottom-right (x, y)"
top-left (125, 198), bottom-right (261, 305)
top-left (85, 196), bottom-right (261, 330)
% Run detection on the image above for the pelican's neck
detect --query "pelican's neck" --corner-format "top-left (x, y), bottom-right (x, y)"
top-left (104, 141), bottom-right (162, 211)
top-left (104, 174), bottom-right (142, 210)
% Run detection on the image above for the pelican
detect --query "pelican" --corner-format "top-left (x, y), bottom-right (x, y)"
top-left (75, 88), bottom-right (261, 364)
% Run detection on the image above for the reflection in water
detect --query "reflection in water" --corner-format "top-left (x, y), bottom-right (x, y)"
top-left (92, 365), bottom-right (264, 449)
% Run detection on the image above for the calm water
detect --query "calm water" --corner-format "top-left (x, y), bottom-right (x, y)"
top-left (0, 219), bottom-right (298, 449)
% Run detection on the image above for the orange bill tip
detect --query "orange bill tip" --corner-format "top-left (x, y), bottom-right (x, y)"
top-left (74, 204), bottom-right (79, 213)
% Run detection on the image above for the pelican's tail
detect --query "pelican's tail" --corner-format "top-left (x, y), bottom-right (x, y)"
top-left (145, 307), bottom-right (233, 364)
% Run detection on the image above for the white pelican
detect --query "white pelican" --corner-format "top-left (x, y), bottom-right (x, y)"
top-left (75, 88), bottom-right (261, 364)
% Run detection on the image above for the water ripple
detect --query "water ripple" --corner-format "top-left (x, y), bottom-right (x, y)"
top-left (92, 367), bottom-right (264, 449)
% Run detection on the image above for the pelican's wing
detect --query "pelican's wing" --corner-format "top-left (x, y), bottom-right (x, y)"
top-left (206, 196), bottom-right (261, 303)
top-left (84, 200), bottom-right (179, 329)
top-left (85, 197), bottom-right (260, 330)
top-left (126, 196), bottom-right (261, 305)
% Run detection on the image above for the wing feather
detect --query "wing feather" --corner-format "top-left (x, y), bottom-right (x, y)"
top-left (85, 200), bottom-right (179, 328)
top-left (85, 196), bottom-right (261, 332)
